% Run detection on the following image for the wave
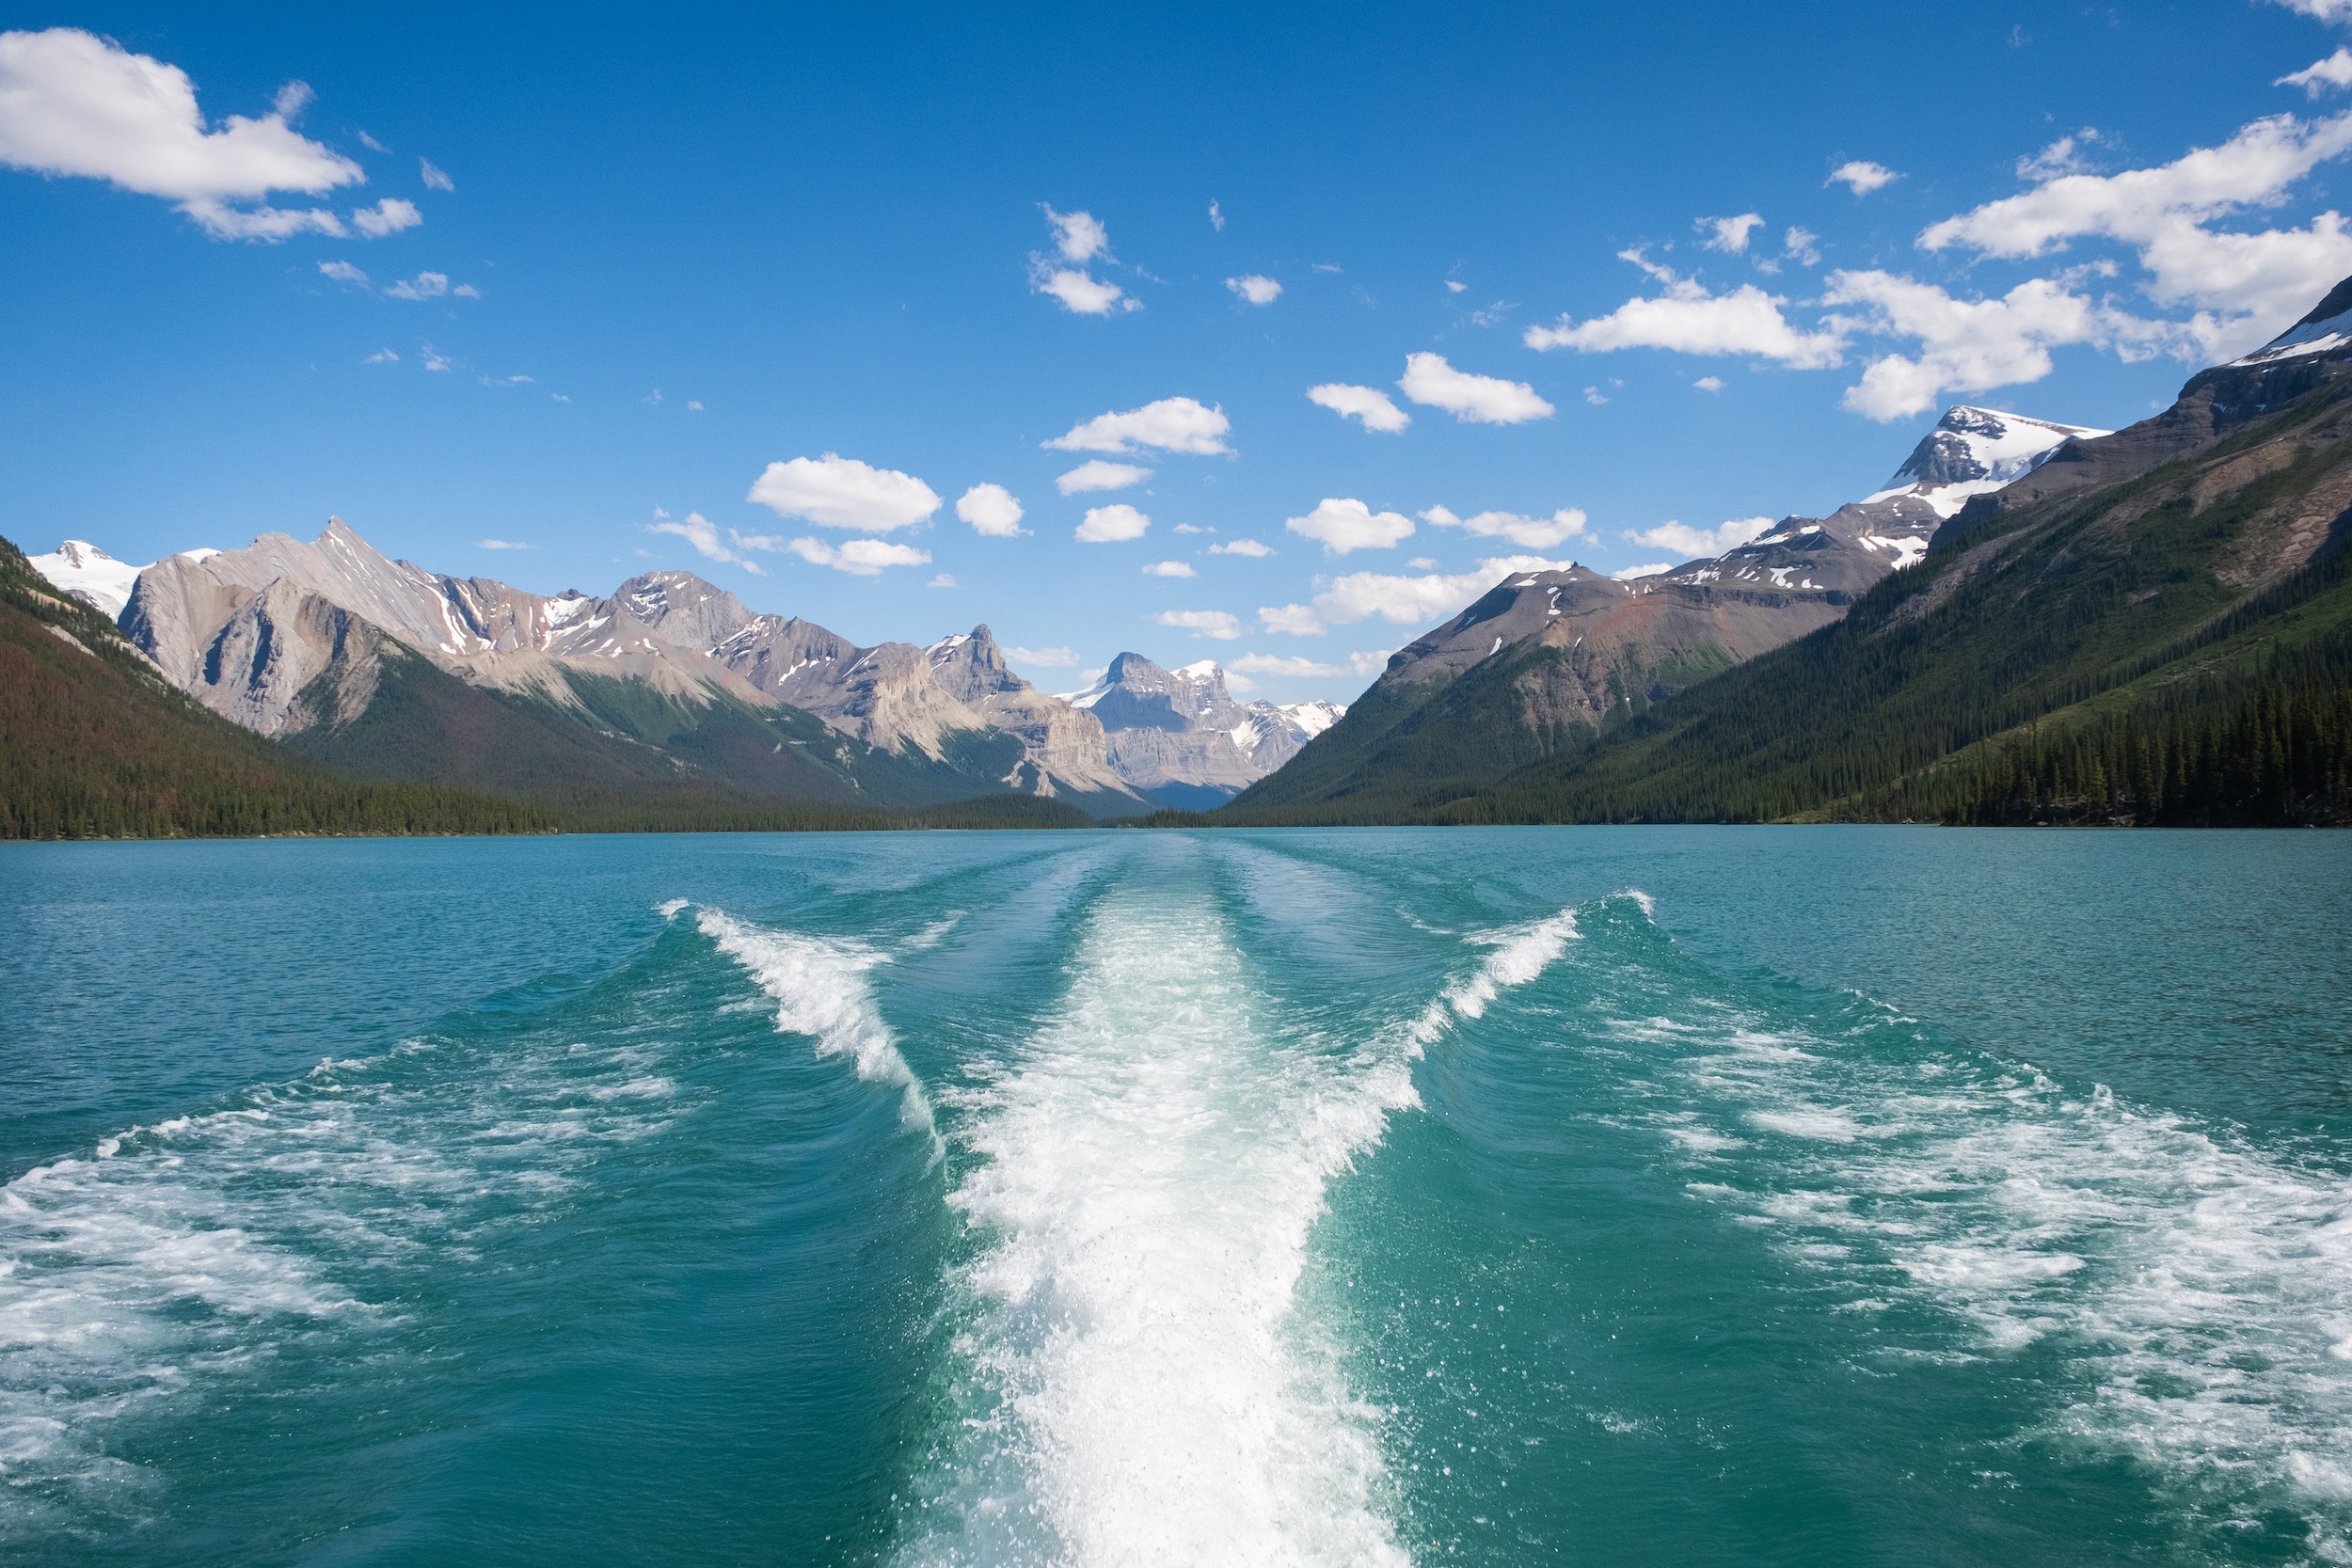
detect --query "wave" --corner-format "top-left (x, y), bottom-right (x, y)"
top-left (1599, 958), bottom-right (2352, 1552)
top-left (899, 881), bottom-right (1590, 1566)
top-left (693, 907), bottom-right (939, 1149)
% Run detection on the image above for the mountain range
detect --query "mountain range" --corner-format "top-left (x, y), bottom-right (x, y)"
top-left (24, 522), bottom-right (1342, 821)
top-left (1211, 282), bottom-right (2352, 827)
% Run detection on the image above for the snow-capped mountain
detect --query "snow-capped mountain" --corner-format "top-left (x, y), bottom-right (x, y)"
top-left (2228, 276), bottom-right (2352, 369)
top-left (24, 540), bottom-right (162, 618)
top-left (1065, 654), bottom-right (1349, 807)
top-left (1863, 405), bottom-right (2109, 518)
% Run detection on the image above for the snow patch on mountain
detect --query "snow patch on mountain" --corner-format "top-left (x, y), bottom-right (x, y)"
top-left (27, 541), bottom-right (151, 618)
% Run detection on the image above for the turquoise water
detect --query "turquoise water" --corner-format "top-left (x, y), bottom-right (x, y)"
top-left (4, 827), bottom-right (2349, 1566)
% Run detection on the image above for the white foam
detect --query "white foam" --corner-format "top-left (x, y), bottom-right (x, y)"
top-left (696, 909), bottom-right (938, 1147)
top-left (1412, 909), bottom-right (1581, 1044)
top-left (902, 889), bottom-right (1416, 1567)
top-left (1623, 999), bottom-right (2352, 1545)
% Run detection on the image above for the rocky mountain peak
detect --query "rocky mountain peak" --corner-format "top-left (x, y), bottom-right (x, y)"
top-left (1868, 406), bottom-right (2109, 518)
top-left (27, 539), bottom-right (150, 617)
top-left (608, 570), bottom-right (756, 652)
top-left (926, 624), bottom-right (1026, 704)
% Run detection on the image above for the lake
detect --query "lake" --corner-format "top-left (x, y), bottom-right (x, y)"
top-left (5, 827), bottom-right (2348, 1565)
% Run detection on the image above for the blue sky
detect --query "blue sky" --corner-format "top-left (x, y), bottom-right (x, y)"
top-left (6, 2), bottom-right (2352, 702)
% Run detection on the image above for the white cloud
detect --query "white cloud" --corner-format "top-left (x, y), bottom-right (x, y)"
top-left (358, 130), bottom-right (389, 153)
top-left (1033, 266), bottom-right (1134, 315)
top-left (2281, 49), bottom-right (2352, 96)
top-left (1406, 557), bottom-right (1438, 568)
top-left (956, 483), bottom-right (1027, 537)
top-left (421, 344), bottom-right (452, 372)
top-left (1828, 160), bottom-right (1901, 195)
top-left (687, 400), bottom-right (703, 411)
top-left (1446, 278), bottom-right (1469, 293)
top-left (1075, 503), bottom-right (1150, 543)
top-left (453, 283), bottom-right (480, 298)
top-left (1582, 386), bottom-right (1607, 404)
top-left (1307, 382), bottom-right (1411, 432)
top-left (1694, 375), bottom-right (1726, 392)
top-left (1221, 669), bottom-right (1258, 692)
top-left (1043, 204), bottom-right (1109, 262)
top-left (649, 511), bottom-right (741, 566)
top-left (1287, 498), bottom-right (1414, 554)
top-left (1784, 226), bottom-right (1821, 265)
top-left (1263, 554), bottom-right (1575, 635)
top-left (1349, 649), bottom-right (1391, 676)
top-left (319, 260), bottom-right (367, 284)
top-left (1227, 274), bottom-right (1281, 305)
top-left (1045, 396), bottom-right (1232, 454)
top-left (1525, 259), bottom-right (1845, 367)
top-left (1396, 352), bottom-right (1554, 424)
top-left (1057, 459), bottom-right (1152, 495)
top-left (1174, 523), bottom-right (1212, 534)
top-left (1629, 516), bottom-right (1773, 558)
top-left (1143, 560), bottom-right (1196, 578)
top-left (2267, 0), bottom-right (2352, 22)
top-left (1698, 213), bottom-right (1765, 253)
top-left (419, 157), bottom-right (453, 191)
top-left (1919, 108), bottom-right (2352, 341)
top-left (783, 536), bottom-right (932, 576)
top-left (363, 347), bottom-right (396, 363)
top-left (351, 198), bottom-right (421, 237)
top-left (1821, 269), bottom-right (2195, 419)
top-left (747, 452), bottom-right (942, 531)
top-left (928, 573), bottom-right (958, 589)
top-left (386, 270), bottom-right (450, 300)
top-left (1231, 653), bottom-right (1348, 677)
top-left (1612, 562), bottom-right (1672, 579)
top-left (1209, 538), bottom-right (1274, 557)
top-left (1009, 645), bottom-right (1079, 667)
top-left (1154, 610), bottom-right (1244, 640)
top-left (476, 538), bottom-right (533, 550)
top-left (1421, 504), bottom-right (1589, 549)
top-left (0, 29), bottom-right (368, 240)
top-left (1208, 198), bottom-right (1224, 231)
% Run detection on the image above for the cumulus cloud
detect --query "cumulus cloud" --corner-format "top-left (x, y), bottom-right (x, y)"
top-left (1828, 160), bottom-right (1901, 195)
top-left (419, 157), bottom-right (453, 191)
top-left (421, 344), bottom-right (453, 372)
top-left (1154, 610), bottom-right (1244, 640)
top-left (1821, 269), bottom-right (2195, 419)
top-left (1525, 256), bottom-right (1845, 366)
top-left (1260, 554), bottom-right (1574, 635)
top-left (748, 452), bottom-right (942, 531)
top-left (783, 536), bottom-right (933, 576)
top-left (386, 270), bottom-right (450, 300)
top-left (319, 260), bottom-right (367, 284)
top-left (1286, 498), bottom-right (1414, 554)
top-left (350, 198), bottom-right (420, 237)
top-left (1698, 212), bottom-right (1765, 253)
top-left (1919, 108), bottom-right (2352, 342)
top-left (1612, 562), bottom-right (1672, 579)
top-left (1045, 396), bottom-right (1232, 454)
top-left (0, 28), bottom-right (372, 240)
top-left (1075, 503), bottom-right (1150, 543)
top-left (1694, 375), bottom-right (1726, 392)
top-left (2267, 0), bottom-right (2352, 22)
top-left (1009, 645), bottom-right (1079, 667)
top-left (649, 511), bottom-right (743, 566)
top-left (1209, 538), bottom-right (1274, 557)
top-left (1421, 504), bottom-right (1589, 549)
top-left (956, 483), bottom-right (1027, 536)
top-left (1043, 205), bottom-right (1110, 262)
top-left (1057, 459), bottom-right (1152, 495)
top-left (2281, 49), bottom-right (2352, 97)
top-left (1227, 274), bottom-right (1281, 305)
top-left (363, 347), bottom-right (397, 363)
top-left (1307, 382), bottom-right (1410, 432)
top-left (1142, 560), bottom-right (1196, 578)
top-left (1034, 265), bottom-right (1134, 315)
top-left (1396, 352), bottom-right (1554, 423)
top-left (1629, 516), bottom-right (1773, 558)
top-left (929, 573), bottom-right (958, 588)
top-left (1784, 226), bottom-right (1822, 265)
top-left (1208, 198), bottom-right (1224, 231)
top-left (1231, 653), bottom-right (1349, 677)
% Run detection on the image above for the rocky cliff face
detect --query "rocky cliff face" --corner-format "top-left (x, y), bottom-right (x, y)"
top-left (108, 519), bottom-right (1147, 810)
